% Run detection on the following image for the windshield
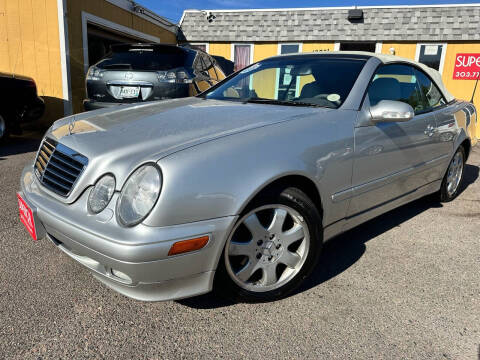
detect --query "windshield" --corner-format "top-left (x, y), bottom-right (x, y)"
top-left (204, 57), bottom-right (366, 108)
top-left (96, 48), bottom-right (188, 71)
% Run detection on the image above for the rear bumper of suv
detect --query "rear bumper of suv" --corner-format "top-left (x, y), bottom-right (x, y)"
top-left (84, 80), bottom-right (195, 111)
top-left (83, 99), bottom-right (123, 111)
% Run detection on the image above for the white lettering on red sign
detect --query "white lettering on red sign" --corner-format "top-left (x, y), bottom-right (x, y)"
top-left (453, 53), bottom-right (480, 80)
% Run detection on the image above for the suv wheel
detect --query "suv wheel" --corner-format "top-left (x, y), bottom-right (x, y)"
top-left (0, 114), bottom-right (8, 143)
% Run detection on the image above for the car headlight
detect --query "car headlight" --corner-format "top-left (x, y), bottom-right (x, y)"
top-left (88, 174), bottom-right (116, 214)
top-left (117, 164), bottom-right (162, 227)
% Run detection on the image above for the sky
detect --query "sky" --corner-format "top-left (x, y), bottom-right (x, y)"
top-left (138, 0), bottom-right (480, 24)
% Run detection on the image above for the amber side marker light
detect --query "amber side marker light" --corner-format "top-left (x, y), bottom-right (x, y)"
top-left (168, 236), bottom-right (210, 256)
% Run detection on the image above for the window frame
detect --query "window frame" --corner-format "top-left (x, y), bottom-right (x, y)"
top-left (231, 43), bottom-right (254, 69)
top-left (277, 43), bottom-right (303, 55)
top-left (415, 43), bottom-right (448, 75)
top-left (190, 43), bottom-right (209, 53)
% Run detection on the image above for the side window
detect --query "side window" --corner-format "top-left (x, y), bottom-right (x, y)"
top-left (368, 64), bottom-right (425, 113)
top-left (414, 69), bottom-right (446, 110)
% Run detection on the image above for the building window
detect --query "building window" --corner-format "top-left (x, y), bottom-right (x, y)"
top-left (415, 44), bottom-right (447, 74)
top-left (190, 43), bottom-right (208, 53)
top-left (280, 44), bottom-right (301, 55)
top-left (232, 44), bottom-right (252, 72)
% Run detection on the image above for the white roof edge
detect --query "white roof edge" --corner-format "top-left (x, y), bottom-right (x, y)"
top-left (181, 3), bottom-right (480, 14)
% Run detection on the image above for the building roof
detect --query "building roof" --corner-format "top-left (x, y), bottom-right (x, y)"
top-left (179, 4), bottom-right (480, 42)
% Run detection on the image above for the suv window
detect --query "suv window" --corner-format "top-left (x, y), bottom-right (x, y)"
top-left (368, 64), bottom-right (425, 113)
top-left (96, 47), bottom-right (187, 71)
top-left (414, 68), bottom-right (446, 110)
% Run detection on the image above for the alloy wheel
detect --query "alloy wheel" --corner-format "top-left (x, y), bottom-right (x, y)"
top-left (446, 151), bottom-right (464, 197)
top-left (224, 204), bottom-right (310, 293)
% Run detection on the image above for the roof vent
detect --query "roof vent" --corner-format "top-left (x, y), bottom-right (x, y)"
top-left (348, 9), bottom-right (364, 20)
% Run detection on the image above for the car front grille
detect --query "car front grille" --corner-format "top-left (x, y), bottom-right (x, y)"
top-left (34, 138), bottom-right (88, 197)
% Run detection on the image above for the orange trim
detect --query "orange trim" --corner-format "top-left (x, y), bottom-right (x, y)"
top-left (168, 236), bottom-right (210, 256)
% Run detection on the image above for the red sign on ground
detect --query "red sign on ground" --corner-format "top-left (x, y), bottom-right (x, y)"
top-left (453, 53), bottom-right (480, 80)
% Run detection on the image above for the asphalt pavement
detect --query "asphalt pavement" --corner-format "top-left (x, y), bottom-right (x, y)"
top-left (0, 132), bottom-right (479, 359)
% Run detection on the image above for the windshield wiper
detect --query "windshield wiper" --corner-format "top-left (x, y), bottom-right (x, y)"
top-left (242, 98), bottom-right (328, 108)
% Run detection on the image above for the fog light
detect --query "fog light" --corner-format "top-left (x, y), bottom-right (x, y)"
top-left (168, 236), bottom-right (209, 256)
top-left (111, 269), bottom-right (132, 283)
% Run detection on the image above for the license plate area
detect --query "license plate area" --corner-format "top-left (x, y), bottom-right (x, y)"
top-left (119, 86), bottom-right (140, 99)
top-left (17, 193), bottom-right (37, 240)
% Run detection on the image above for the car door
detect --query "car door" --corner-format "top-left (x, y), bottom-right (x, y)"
top-left (347, 63), bottom-right (436, 217)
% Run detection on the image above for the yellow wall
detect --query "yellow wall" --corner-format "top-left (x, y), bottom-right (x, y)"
top-left (0, 0), bottom-right (64, 125)
top-left (250, 43), bottom-right (278, 97)
top-left (253, 43), bottom-right (277, 62)
top-left (67, 0), bottom-right (177, 114)
top-left (381, 43), bottom-right (417, 60)
top-left (252, 69), bottom-right (277, 99)
top-left (302, 42), bottom-right (335, 53)
top-left (209, 43), bottom-right (231, 60)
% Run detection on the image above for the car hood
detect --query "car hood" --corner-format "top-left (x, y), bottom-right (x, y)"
top-left (45, 97), bottom-right (332, 199)
top-left (49, 97), bottom-right (332, 160)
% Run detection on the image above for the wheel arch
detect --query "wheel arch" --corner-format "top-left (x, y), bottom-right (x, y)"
top-left (460, 138), bottom-right (471, 161)
top-left (237, 173), bottom-right (324, 221)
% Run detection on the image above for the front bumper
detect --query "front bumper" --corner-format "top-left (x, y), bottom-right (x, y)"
top-left (20, 165), bottom-right (237, 301)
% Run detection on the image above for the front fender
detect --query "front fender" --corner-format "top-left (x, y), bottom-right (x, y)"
top-left (145, 111), bottom-right (355, 228)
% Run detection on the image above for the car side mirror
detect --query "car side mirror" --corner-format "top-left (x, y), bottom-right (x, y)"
top-left (370, 100), bottom-right (414, 123)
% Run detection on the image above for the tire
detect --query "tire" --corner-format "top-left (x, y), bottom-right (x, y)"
top-left (439, 146), bottom-right (466, 202)
top-left (0, 114), bottom-right (8, 144)
top-left (214, 187), bottom-right (323, 303)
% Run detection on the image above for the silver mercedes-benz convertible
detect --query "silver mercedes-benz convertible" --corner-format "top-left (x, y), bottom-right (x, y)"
top-left (18, 52), bottom-right (478, 302)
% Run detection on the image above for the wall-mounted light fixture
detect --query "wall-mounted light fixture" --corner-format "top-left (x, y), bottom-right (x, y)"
top-left (389, 47), bottom-right (396, 55)
top-left (348, 8), bottom-right (364, 21)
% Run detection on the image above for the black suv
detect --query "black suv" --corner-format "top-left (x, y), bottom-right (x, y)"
top-left (83, 44), bottom-right (226, 110)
